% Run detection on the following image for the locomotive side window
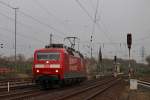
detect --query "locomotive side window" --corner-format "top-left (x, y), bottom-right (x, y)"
top-left (37, 52), bottom-right (60, 60)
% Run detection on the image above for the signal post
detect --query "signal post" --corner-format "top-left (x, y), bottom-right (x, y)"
top-left (127, 33), bottom-right (132, 77)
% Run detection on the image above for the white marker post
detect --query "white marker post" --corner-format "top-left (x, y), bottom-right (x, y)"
top-left (8, 82), bottom-right (10, 92)
top-left (130, 79), bottom-right (137, 90)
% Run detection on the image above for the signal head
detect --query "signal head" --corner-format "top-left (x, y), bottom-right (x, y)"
top-left (127, 33), bottom-right (132, 49)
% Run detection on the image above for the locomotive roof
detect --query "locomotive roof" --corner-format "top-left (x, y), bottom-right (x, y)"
top-left (35, 44), bottom-right (84, 58)
top-left (45, 44), bottom-right (76, 51)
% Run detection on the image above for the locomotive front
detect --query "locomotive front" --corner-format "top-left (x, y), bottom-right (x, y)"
top-left (32, 48), bottom-right (64, 88)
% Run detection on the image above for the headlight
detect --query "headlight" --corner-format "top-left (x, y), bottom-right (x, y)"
top-left (50, 64), bottom-right (60, 68)
top-left (35, 64), bottom-right (44, 68)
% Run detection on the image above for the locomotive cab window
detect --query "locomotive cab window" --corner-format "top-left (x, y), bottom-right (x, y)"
top-left (37, 52), bottom-right (60, 60)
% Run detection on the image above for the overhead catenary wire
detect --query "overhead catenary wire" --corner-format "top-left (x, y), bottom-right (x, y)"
top-left (0, 0), bottom-right (93, 47)
top-left (0, 27), bottom-right (45, 52)
top-left (0, 10), bottom-right (64, 42)
top-left (75, 0), bottom-right (121, 57)
top-left (18, 12), bottom-right (66, 40)
top-left (0, 1), bottom-right (66, 39)
top-left (87, 0), bottom-right (107, 35)
top-left (32, 0), bottom-right (72, 32)
top-left (90, 0), bottom-right (99, 58)
top-left (0, 9), bottom-right (50, 37)
top-left (86, 0), bottom-right (148, 56)
top-left (86, 0), bottom-right (96, 11)
top-left (75, 0), bottom-right (113, 43)
top-left (0, 12), bottom-right (47, 43)
top-left (92, 0), bottom-right (99, 35)
top-left (0, 0), bottom-right (67, 52)
top-left (0, 26), bottom-right (46, 44)
top-left (134, 34), bottom-right (150, 43)
top-left (19, 11), bottom-right (66, 37)
top-left (0, 1), bottom-right (14, 9)
top-left (0, 3), bottom-right (66, 57)
top-left (0, 13), bottom-right (65, 51)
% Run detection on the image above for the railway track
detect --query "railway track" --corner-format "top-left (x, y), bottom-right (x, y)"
top-left (0, 82), bottom-right (35, 92)
top-left (53, 77), bottom-right (121, 100)
top-left (0, 81), bottom-right (33, 87)
top-left (1, 90), bottom-right (47, 100)
top-left (1, 85), bottom-right (66, 100)
top-left (138, 80), bottom-right (150, 88)
top-left (0, 77), bottom-right (32, 83)
top-left (0, 76), bottom-right (121, 100)
top-left (0, 78), bottom-right (34, 92)
top-left (0, 77), bottom-right (32, 86)
top-left (28, 77), bottom-right (121, 100)
top-left (0, 88), bottom-right (39, 100)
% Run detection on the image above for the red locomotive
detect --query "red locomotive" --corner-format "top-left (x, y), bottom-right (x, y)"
top-left (32, 44), bottom-right (86, 89)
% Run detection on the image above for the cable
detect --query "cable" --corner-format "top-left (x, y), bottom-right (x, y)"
top-left (134, 34), bottom-right (150, 42)
top-left (75, 0), bottom-right (120, 57)
top-left (0, 11), bottom-right (47, 34)
top-left (75, 0), bottom-right (113, 43)
top-left (76, 0), bottom-right (93, 21)
top-left (0, 27), bottom-right (45, 44)
top-left (0, 4), bottom-right (64, 39)
top-left (32, 0), bottom-right (72, 31)
top-left (0, 1), bottom-right (13, 9)
top-left (0, 1), bottom-right (66, 39)
top-left (91, 0), bottom-right (99, 38)
top-left (0, 12), bottom-right (59, 44)
top-left (19, 11), bottom-right (65, 35)
top-left (0, 10), bottom-right (65, 41)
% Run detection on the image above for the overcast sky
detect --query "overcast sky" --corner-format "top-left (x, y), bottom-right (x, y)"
top-left (0, 0), bottom-right (150, 63)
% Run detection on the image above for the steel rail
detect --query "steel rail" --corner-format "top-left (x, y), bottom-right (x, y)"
top-left (0, 82), bottom-right (35, 93)
top-left (54, 77), bottom-right (117, 100)
top-left (84, 78), bottom-right (121, 100)
top-left (0, 89), bottom-right (38, 99)
top-left (138, 80), bottom-right (150, 88)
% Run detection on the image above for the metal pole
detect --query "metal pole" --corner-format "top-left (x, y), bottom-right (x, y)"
top-left (90, 35), bottom-right (93, 58)
top-left (15, 8), bottom-right (17, 63)
top-left (129, 49), bottom-right (131, 68)
top-left (91, 47), bottom-right (92, 58)
top-left (50, 33), bottom-right (52, 45)
top-left (127, 33), bottom-right (132, 77)
top-left (129, 48), bottom-right (131, 77)
top-left (13, 8), bottom-right (18, 70)
top-left (77, 39), bottom-right (80, 51)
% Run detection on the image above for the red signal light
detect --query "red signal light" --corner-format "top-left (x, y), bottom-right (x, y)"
top-left (127, 33), bottom-right (132, 49)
